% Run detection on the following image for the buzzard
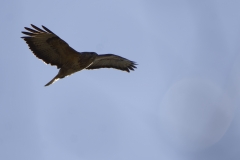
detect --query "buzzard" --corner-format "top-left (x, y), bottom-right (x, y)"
top-left (21, 24), bottom-right (137, 86)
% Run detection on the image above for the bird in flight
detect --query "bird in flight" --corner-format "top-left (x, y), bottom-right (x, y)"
top-left (21, 24), bottom-right (137, 86)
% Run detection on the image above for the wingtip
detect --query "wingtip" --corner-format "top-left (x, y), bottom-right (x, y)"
top-left (133, 61), bottom-right (138, 65)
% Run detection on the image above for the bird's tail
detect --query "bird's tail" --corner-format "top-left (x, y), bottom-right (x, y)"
top-left (45, 75), bottom-right (59, 86)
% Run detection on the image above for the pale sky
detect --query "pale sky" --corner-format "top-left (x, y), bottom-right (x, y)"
top-left (1, 0), bottom-right (240, 160)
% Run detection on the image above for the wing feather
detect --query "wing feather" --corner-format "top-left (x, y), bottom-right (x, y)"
top-left (21, 24), bottom-right (77, 68)
top-left (31, 24), bottom-right (45, 32)
top-left (42, 25), bottom-right (55, 34)
top-left (22, 31), bottom-right (36, 36)
top-left (24, 27), bottom-right (40, 33)
top-left (86, 54), bottom-right (137, 72)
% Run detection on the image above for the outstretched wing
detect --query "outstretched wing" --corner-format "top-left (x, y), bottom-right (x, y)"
top-left (86, 54), bottom-right (137, 72)
top-left (21, 24), bottom-right (77, 68)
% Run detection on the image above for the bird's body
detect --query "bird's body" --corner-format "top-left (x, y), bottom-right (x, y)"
top-left (21, 24), bottom-right (137, 86)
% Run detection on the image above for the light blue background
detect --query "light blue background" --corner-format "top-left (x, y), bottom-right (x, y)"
top-left (1, 0), bottom-right (240, 159)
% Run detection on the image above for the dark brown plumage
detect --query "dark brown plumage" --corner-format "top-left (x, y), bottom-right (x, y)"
top-left (21, 24), bottom-right (137, 86)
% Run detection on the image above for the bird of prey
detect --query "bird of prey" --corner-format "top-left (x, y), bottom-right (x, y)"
top-left (21, 24), bottom-right (137, 86)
